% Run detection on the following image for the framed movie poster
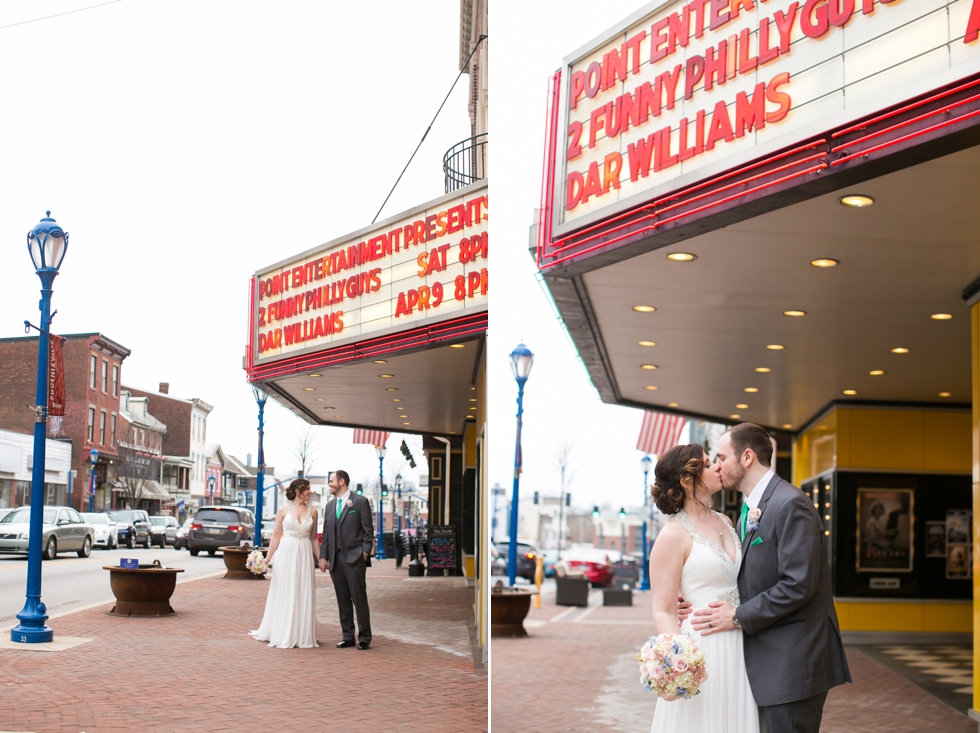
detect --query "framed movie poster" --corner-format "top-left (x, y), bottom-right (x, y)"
top-left (856, 488), bottom-right (913, 573)
top-left (925, 521), bottom-right (947, 558)
top-left (946, 510), bottom-right (971, 545)
top-left (946, 544), bottom-right (971, 579)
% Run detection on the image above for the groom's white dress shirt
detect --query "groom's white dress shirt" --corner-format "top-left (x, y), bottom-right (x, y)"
top-left (744, 468), bottom-right (774, 512)
top-left (336, 489), bottom-right (351, 508)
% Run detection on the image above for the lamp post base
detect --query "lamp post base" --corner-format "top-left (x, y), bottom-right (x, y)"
top-left (10, 601), bottom-right (53, 643)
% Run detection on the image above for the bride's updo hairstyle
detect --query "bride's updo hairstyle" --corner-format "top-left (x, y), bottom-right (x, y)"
top-left (285, 478), bottom-right (310, 501)
top-left (651, 443), bottom-right (707, 515)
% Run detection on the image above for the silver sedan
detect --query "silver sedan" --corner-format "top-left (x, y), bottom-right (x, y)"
top-left (0, 506), bottom-right (95, 559)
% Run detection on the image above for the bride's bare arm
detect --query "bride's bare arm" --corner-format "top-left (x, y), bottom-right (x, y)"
top-left (309, 507), bottom-right (320, 561)
top-left (265, 508), bottom-right (286, 564)
top-left (650, 522), bottom-right (691, 635)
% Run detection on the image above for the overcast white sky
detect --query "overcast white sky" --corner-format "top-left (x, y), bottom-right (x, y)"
top-left (0, 0), bottom-right (474, 492)
top-left (489, 0), bottom-right (669, 520)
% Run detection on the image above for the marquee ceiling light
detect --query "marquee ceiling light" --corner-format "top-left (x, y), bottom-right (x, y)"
top-left (891, 348), bottom-right (909, 354)
top-left (633, 305), bottom-right (656, 313)
top-left (396, 407), bottom-right (404, 410)
top-left (309, 373), bottom-right (322, 377)
top-left (641, 364), bottom-right (658, 370)
top-left (303, 388), bottom-right (315, 392)
top-left (400, 415), bottom-right (409, 419)
top-left (667, 252), bottom-right (696, 262)
top-left (667, 402), bottom-right (679, 407)
top-left (403, 422), bottom-right (411, 426)
top-left (842, 389), bottom-right (857, 395)
top-left (766, 344), bottom-right (784, 350)
top-left (465, 415), bottom-right (475, 420)
top-left (315, 398), bottom-right (325, 402)
top-left (373, 359), bottom-right (388, 364)
top-left (379, 374), bottom-right (394, 378)
top-left (810, 258), bottom-right (839, 268)
top-left (324, 406), bottom-right (335, 410)
top-left (469, 398), bottom-right (477, 402)
top-left (471, 387), bottom-right (476, 391)
top-left (736, 403), bottom-right (749, 409)
top-left (469, 407), bottom-right (477, 411)
top-left (744, 387), bottom-right (759, 393)
top-left (450, 344), bottom-right (466, 349)
top-left (869, 370), bottom-right (885, 376)
top-left (638, 340), bottom-right (656, 347)
top-left (644, 385), bottom-right (659, 391)
top-left (931, 313), bottom-right (953, 320)
top-left (783, 310), bottom-right (806, 317)
top-left (782, 424), bottom-right (793, 429)
top-left (939, 391), bottom-right (952, 397)
top-left (755, 367), bottom-right (771, 373)
top-left (386, 387), bottom-right (398, 391)
top-left (839, 194), bottom-right (874, 208)
top-left (730, 414), bottom-right (742, 420)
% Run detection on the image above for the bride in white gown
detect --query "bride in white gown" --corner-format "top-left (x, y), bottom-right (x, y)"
top-left (648, 443), bottom-right (759, 733)
top-left (250, 478), bottom-right (320, 649)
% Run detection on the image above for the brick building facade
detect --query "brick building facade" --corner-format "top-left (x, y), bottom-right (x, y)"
top-left (0, 333), bottom-right (130, 512)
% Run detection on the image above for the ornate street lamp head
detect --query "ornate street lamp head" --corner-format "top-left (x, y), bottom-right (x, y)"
top-left (27, 212), bottom-right (68, 273)
top-left (251, 384), bottom-right (268, 405)
top-left (375, 445), bottom-right (387, 460)
top-left (509, 343), bottom-right (534, 382)
top-left (89, 448), bottom-right (99, 466)
top-left (640, 454), bottom-right (652, 474)
top-left (395, 473), bottom-right (402, 489)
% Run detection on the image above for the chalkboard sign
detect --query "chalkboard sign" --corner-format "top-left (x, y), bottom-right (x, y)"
top-left (428, 525), bottom-right (456, 570)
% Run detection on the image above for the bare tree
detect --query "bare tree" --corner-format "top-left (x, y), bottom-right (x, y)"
top-left (553, 437), bottom-right (576, 557)
top-left (116, 444), bottom-right (160, 508)
top-left (291, 426), bottom-right (322, 477)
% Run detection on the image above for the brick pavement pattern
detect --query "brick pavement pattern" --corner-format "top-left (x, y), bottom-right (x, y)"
top-left (491, 587), bottom-right (974, 732)
top-left (0, 560), bottom-right (486, 732)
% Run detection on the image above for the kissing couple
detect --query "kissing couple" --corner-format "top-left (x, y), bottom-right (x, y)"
top-left (648, 422), bottom-right (851, 733)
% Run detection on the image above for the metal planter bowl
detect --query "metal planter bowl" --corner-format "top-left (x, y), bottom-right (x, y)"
top-left (104, 560), bottom-right (184, 617)
top-left (219, 546), bottom-right (268, 580)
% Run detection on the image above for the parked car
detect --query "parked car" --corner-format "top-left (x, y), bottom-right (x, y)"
top-left (560, 549), bottom-right (614, 587)
top-left (0, 507), bottom-right (15, 522)
top-left (187, 507), bottom-right (255, 556)
top-left (261, 520), bottom-right (274, 546)
top-left (493, 539), bottom-right (539, 582)
top-left (108, 509), bottom-right (152, 549)
top-left (173, 517), bottom-right (192, 550)
top-left (80, 512), bottom-right (118, 550)
top-left (149, 516), bottom-right (179, 547)
top-left (0, 506), bottom-right (94, 559)
top-left (543, 549), bottom-right (561, 578)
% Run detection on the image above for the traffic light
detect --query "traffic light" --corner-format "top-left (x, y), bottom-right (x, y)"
top-left (355, 483), bottom-right (363, 496)
top-left (399, 440), bottom-right (417, 469)
top-left (618, 507), bottom-right (627, 520)
top-left (565, 493), bottom-right (571, 507)
top-left (592, 506), bottom-right (600, 518)
top-left (382, 484), bottom-right (389, 497)
top-left (533, 491), bottom-right (539, 505)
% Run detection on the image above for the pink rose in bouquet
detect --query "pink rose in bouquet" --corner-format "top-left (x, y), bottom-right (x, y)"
top-left (637, 633), bottom-right (708, 701)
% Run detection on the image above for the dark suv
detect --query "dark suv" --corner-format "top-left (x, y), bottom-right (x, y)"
top-left (108, 509), bottom-right (152, 549)
top-left (188, 507), bottom-right (255, 556)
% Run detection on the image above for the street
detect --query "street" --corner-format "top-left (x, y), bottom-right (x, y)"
top-left (0, 546), bottom-right (225, 630)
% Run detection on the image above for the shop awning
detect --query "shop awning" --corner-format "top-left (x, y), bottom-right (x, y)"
top-left (112, 480), bottom-right (171, 501)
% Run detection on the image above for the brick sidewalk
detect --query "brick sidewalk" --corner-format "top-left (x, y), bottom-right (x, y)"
top-left (491, 587), bottom-right (975, 732)
top-left (0, 560), bottom-right (487, 733)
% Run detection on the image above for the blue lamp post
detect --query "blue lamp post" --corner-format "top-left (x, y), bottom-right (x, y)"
top-left (639, 454), bottom-right (652, 591)
top-left (507, 343), bottom-right (534, 586)
top-left (88, 449), bottom-right (99, 513)
top-left (375, 445), bottom-right (387, 559)
top-left (208, 475), bottom-right (215, 505)
top-left (395, 473), bottom-right (403, 532)
top-left (252, 386), bottom-right (267, 547)
top-left (11, 212), bottom-right (68, 644)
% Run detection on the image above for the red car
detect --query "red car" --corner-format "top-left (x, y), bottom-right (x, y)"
top-left (562, 550), bottom-right (614, 587)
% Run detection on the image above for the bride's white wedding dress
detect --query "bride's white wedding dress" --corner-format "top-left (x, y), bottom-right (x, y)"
top-left (650, 510), bottom-right (759, 733)
top-left (249, 507), bottom-right (319, 649)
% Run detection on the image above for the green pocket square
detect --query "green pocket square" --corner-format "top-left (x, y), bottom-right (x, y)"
top-left (750, 537), bottom-right (764, 547)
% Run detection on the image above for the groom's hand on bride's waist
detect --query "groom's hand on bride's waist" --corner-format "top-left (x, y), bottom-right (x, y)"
top-left (676, 597), bottom-right (693, 624)
top-left (691, 601), bottom-right (737, 635)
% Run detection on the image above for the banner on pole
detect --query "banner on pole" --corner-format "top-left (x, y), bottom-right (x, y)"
top-left (48, 334), bottom-right (66, 435)
top-left (353, 429), bottom-right (389, 446)
top-left (636, 411), bottom-right (686, 458)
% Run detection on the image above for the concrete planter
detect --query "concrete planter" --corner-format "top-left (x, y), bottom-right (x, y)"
top-left (490, 587), bottom-right (537, 638)
top-left (104, 560), bottom-right (185, 617)
top-left (219, 546), bottom-right (267, 580)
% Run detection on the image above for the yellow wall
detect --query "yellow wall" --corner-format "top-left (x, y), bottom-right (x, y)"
top-left (836, 600), bottom-right (971, 632)
top-left (793, 406), bottom-right (971, 486)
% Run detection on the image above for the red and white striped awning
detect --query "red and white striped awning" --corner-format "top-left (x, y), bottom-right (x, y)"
top-left (636, 411), bottom-right (686, 457)
top-left (353, 429), bottom-right (390, 446)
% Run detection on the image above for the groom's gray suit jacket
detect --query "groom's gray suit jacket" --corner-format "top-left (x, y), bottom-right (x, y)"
top-left (735, 473), bottom-right (851, 707)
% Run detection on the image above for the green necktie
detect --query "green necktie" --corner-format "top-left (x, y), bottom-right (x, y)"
top-left (336, 499), bottom-right (343, 519)
top-left (740, 502), bottom-right (749, 542)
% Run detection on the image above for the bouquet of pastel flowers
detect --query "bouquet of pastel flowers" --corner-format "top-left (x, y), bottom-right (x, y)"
top-left (637, 633), bottom-right (708, 701)
top-left (245, 549), bottom-right (269, 576)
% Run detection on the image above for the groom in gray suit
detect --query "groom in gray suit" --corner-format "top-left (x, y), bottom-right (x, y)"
top-left (693, 423), bottom-right (850, 733)
top-left (319, 470), bottom-right (374, 650)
